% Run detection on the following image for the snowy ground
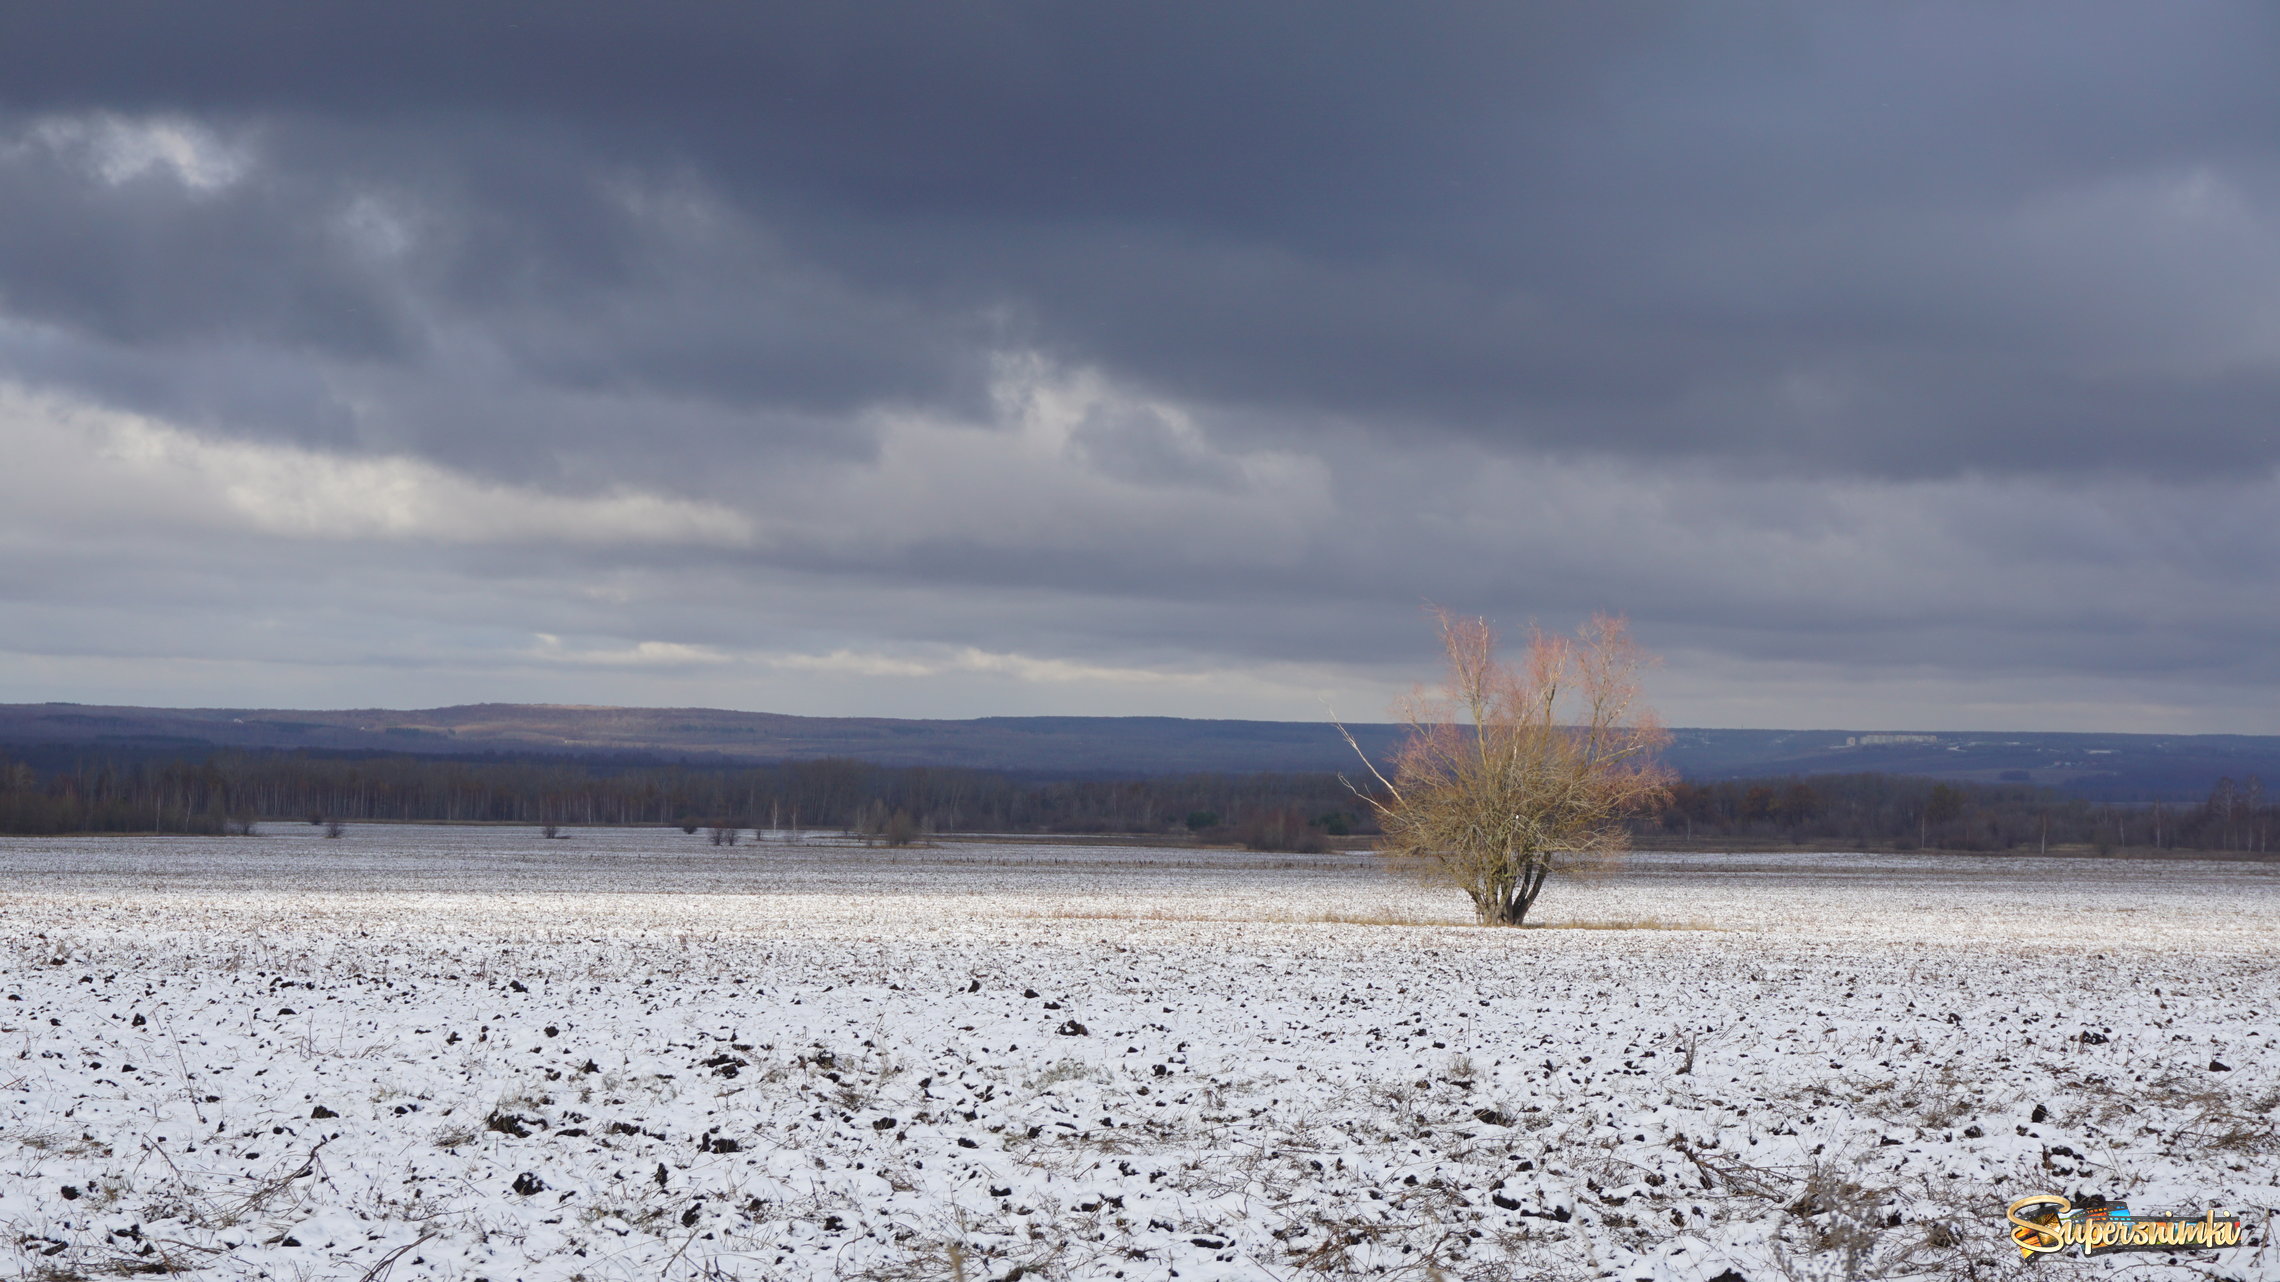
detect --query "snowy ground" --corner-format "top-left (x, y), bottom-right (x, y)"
top-left (1, 825), bottom-right (2274, 1282)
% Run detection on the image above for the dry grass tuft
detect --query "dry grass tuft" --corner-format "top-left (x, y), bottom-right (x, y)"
top-left (1010, 905), bottom-right (1468, 927)
top-left (1003, 904), bottom-right (1716, 929)
top-left (1522, 917), bottom-right (1719, 931)
top-left (1296, 909), bottom-right (1469, 927)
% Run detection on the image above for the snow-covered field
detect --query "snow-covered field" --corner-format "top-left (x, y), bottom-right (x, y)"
top-left (2, 825), bottom-right (2274, 1281)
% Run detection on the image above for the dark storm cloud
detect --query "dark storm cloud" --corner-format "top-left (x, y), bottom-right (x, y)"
top-left (2, 3), bottom-right (2279, 728)
top-left (0, 116), bottom-right (988, 478)
top-left (6, 2), bottom-right (2278, 479)
top-left (0, 5), bottom-right (1634, 227)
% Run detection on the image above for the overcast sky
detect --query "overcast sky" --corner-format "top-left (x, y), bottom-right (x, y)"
top-left (2, 3), bottom-right (2277, 731)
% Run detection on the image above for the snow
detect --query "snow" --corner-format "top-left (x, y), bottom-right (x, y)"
top-left (2, 824), bottom-right (2275, 1280)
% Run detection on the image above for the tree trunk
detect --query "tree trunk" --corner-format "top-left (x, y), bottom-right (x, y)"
top-left (1476, 851), bottom-right (1549, 926)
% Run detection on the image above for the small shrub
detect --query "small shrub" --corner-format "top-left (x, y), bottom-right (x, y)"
top-left (882, 808), bottom-right (921, 847)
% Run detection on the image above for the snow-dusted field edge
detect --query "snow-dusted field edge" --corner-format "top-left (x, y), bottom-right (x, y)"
top-left (2, 826), bottom-right (2274, 1281)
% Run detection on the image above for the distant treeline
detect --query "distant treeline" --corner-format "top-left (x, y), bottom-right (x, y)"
top-left (1654, 773), bottom-right (2273, 854)
top-left (0, 749), bottom-right (2271, 853)
top-left (0, 750), bottom-right (1367, 840)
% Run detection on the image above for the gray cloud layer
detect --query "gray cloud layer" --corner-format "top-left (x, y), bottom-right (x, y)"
top-left (1, 4), bottom-right (2276, 729)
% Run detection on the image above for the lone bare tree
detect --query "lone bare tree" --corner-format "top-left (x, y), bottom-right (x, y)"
top-left (1346, 611), bottom-right (1671, 926)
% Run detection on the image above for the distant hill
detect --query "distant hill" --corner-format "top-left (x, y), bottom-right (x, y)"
top-left (0, 702), bottom-right (1412, 777)
top-left (1657, 727), bottom-right (2280, 801)
top-left (2, 702), bottom-right (2275, 799)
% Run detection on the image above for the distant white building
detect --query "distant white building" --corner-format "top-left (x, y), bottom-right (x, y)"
top-left (1845, 733), bottom-right (1939, 747)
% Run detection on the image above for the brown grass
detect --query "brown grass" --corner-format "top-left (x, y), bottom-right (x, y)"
top-left (1522, 917), bottom-right (1719, 932)
top-left (1008, 906), bottom-right (1468, 927)
top-left (1003, 905), bottom-right (1715, 930)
